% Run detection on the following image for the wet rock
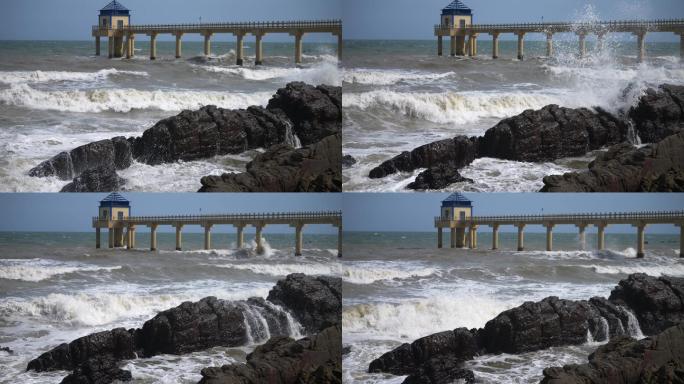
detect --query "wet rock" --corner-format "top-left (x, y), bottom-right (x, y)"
top-left (629, 84), bottom-right (684, 143)
top-left (407, 164), bottom-right (473, 190)
top-left (199, 325), bottom-right (341, 384)
top-left (541, 323), bottom-right (684, 384)
top-left (342, 346), bottom-right (352, 356)
top-left (60, 166), bottom-right (125, 192)
top-left (198, 133), bottom-right (341, 192)
top-left (403, 357), bottom-right (475, 384)
top-left (60, 356), bottom-right (132, 384)
top-left (267, 274), bottom-right (342, 334)
top-left (342, 154), bottom-right (357, 168)
top-left (541, 131), bottom-right (684, 192)
top-left (0, 346), bottom-right (13, 354)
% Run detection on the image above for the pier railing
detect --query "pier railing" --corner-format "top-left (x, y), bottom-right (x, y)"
top-left (93, 19), bottom-right (342, 34)
top-left (93, 210), bottom-right (342, 226)
top-left (435, 18), bottom-right (684, 35)
top-left (435, 210), bottom-right (684, 227)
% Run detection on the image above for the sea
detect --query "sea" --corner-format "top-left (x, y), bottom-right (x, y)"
top-left (0, 40), bottom-right (340, 192)
top-left (342, 35), bottom-right (684, 192)
top-left (0, 231), bottom-right (341, 383)
top-left (341, 231), bottom-right (683, 383)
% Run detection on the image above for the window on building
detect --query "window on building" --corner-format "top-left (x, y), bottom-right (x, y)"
top-left (118, 212), bottom-right (124, 220)
top-left (117, 20), bottom-right (124, 29)
top-left (103, 210), bottom-right (108, 218)
top-left (459, 211), bottom-right (466, 220)
top-left (102, 18), bottom-right (107, 27)
top-left (460, 20), bottom-right (466, 28)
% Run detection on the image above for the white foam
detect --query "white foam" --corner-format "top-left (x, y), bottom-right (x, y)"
top-left (196, 60), bottom-right (340, 86)
top-left (0, 84), bottom-right (272, 113)
top-left (0, 258), bottom-right (121, 282)
top-left (343, 68), bottom-right (456, 85)
top-left (582, 263), bottom-right (684, 277)
top-left (0, 68), bottom-right (148, 85)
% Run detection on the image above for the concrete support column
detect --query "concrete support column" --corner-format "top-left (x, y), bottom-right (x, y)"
top-left (294, 32), bottom-right (304, 64)
top-left (680, 33), bottom-right (684, 61)
top-left (116, 228), bottom-right (124, 247)
top-left (516, 32), bottom-right (525, 60)
top-left (149, 34), bottom-right (157, 60)
top-left (203, 33), bottom-right (212, 56)
top-left (294, 223), bottom-right (304, 256)
top-left (255, 225), bottom-right (264, 254)
top-left (96, 227), bottom-right (101, 249)
top-left (678, 224), bottom-right (684, 258)
top-left (175, 33), bottom-right (183, 59)
top-left (337, 225), bottom-right (343, 258)
top-left (235, 33), bottom-right (245, 65)
top-left (458, 36), bottom-right (466, 56)
top-left (457, 228), bottom-right (466, 248)
top-left (437, 227), bottom-right (443, 248)
top-left (255, 33), bottom-right (264, 65)
top-left (125, 35), bottom-right (132, 59)
top-left (450, 35), bottom-right (456, 56)
top-left (450, 227), bottom-right (456, 248)
top-left (108, 228), bottom-right (114, 248)
top-left (516, 224), bottom-right (525, 251)
top-left (125, 227), bottom-right (131, 249)
top-left (95, 36), bottom-right (101, 56)
top-left (131, 36), bottom-right (135, 57)
top-left (491, 224), bottom-right (499, 250)
top-left (175, 224), bottom-right (183, 251)
top-left (635, 31), bottom-right (646, 63)
top-left (578, 32), bottom-right (586, 58)
top-left (491, 33), bottom-right (499, 59)
top-left (597, 224), bottom-right (606, 251)
top-left (577, 224), bottom-right (588, 250)
top-left (108, 36), bottom-right (114, 59)
top-left (468, 226), bottom-right (478, 249)
top-left (546, 33), bottom-right (553, 57)
top-left (203, 224), bottom-right (212, 250)
top-left (544, 223), bottom-right (554, 252)
top-left (150, 224), bottom-right (157, 251)
top-left (470, 34), bottom-right (478, 56)
top-left (636, 223), bottom-right (646, 258)
top-left (467, 227), bottom-right (473, 248)
top-left (130, 226), bottom-right (136, 249)
top-left (235, 225), bottom-right (245, 248)
top-left (115, 37), bottom-right (124, 58)
top-left (336, 33), bottom-right (342, 60)
top-left (438, 36), bottom-right (443, 56)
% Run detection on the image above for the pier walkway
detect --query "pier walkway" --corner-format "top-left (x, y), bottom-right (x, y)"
top-left (435, 19), bottom-right (684, 61)
top-left (93, 20), bottom-right (342, 64)
top-left (93, 210), bottom-right (343, 257)
top-left (435, 210), bottom-right (684, 258)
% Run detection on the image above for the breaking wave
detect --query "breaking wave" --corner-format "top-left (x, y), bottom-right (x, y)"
top-left (0, 258), bottom-right (121, 282)
top-left (198, 61), bottom-right (340, 86)
top-left (343, 68), bottom-right (456, 85)
top-left (0, 68), bottom-right (149, 85)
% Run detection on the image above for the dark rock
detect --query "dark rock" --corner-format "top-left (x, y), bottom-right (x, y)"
top-left (629, 84), bottom-right (684, 143)
top-left (342, 345), bottom-right (352, 356)
top-left (198, 133), bottom-right (341, 192)
top-left (540, 323), bottom-right (684, 384)
top-left (541, 131), bottom-right (684, 192)
top-left (60, 166), bottom-right (125, 192)
top-left (407, 164), bottom-right (473, 190)
top-left (369, 136), bottom-right (477, 179)
top-left (266, 274), bottom-right (342, 334)
top-left (341, 154), bottom-right (357, 168)
top-left (403, 357), bottom-right (475, 384)
top-left (199, 324), bottom-right (342, 384)
top-left (0, 346), bottom-right (13, 354)
top-left (60, 356), bottom-right (132, 384)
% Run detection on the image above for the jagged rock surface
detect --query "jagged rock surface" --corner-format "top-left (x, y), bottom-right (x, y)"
top-left (60, 166), bottom-right (125, 192)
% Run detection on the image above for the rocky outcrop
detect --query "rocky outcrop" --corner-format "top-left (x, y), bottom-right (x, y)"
top-left (27, 274), bottom-right (342, 384)
top-left (198, 133), bottom-right (341, 192)
top-left (369, 274), bottom-right (684, 384)
top-left (28, 82), bottom-right (341, 192)
top-left (60, 166), bottom-right (125, 192)
top-left (199, 325), bottom-right (342, 384)
top-left (541, 323), bottom-right (684, 384)
top-left (368, 84), bottom-right (684, 191)
top-left (342, 155), bottom-right (357, 168)
top-left (541, 131), bottom-right (684, 192)
top-left (267, 274), bottom-right (342, 334)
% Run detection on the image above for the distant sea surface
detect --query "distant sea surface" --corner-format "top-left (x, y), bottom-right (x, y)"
top-left (341, 231), bottom-right (683, 383)
top-left (0, 40), bottom-right (340, 192)
top-left (342, 38), bottom-right (684, 192)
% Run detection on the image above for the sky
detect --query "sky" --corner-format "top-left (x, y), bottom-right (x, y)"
top-left (343, 193), bottom-right (684, 233)
top-left (343, 0), bottom-right (684, 41)
top-left (0, 0), bottom-right (341, 42)
top-left (0, 193), bottom-right (341, 233)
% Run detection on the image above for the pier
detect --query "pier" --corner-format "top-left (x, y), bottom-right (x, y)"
top-left (435, 210), bottom-right (684, 258)
top-left (93, 211), bottom-right (343, 256)
top-left (435, 2), bottom-right (684, 61)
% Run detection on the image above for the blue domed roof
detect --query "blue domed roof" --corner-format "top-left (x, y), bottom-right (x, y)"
top-left (100, 1), bottom-right (130, 16)
top-left (99, 192), bottom-right (130, 208)
top-left (441, 192), bottom-right (472, 207)
top-left (442, 0), bottom-right (472, 16)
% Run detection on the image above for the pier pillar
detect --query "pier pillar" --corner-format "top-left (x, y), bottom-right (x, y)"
top-left (450, 35), bottom-right (456, 56)
top-left (596, 32), bottom-right (606, 52)
top-left (491, 33), bottom-right (500, 59)
top-left (438, 35), bottom-right (443, 56)
top-left (294, 223), bottom-right (305, 256)
top-left (255, 224), bottom-right (265, 254)
top-left (516, 224), bottom-right (525, 251)
top-left (576, 224), bottom-right (588, 250)
top-left (437, 227), bottom-right (443, 248)
top-left (635, 31), bottom-right (646, 63)
top-left (457, 36), bottom-right (466, 56)
top-left (457, 228), bottom-right (466, 248)
top-left (294, 32), bottom-right (304, 64)
top-left (203, 224), bottom-right (212, 250)
top-left (108, 36), bottom-right (114, 59)
top-left (578, 32), bottom-right (586, 58)
top-left (467, 34), bottom-right (478, 57)
top-left (149, 33), bottom-right (157, 60)
top-left (679, 33), bottom-right (684, 61)
top-left (678, 224), bottom-right (684, 257)
top-left (255, 33), bottom-right (264, 65)
top-left (450, 227), bottom-right (456, 248)
top-left (336, 33), bottom-right (343, 60)
top-left (129, 225), bottom-right (136, 249)
top-left (491, 224), bottom-right (499, 250)
top-left (149, 224), bottom-right (157, 251)
top-left (235, 224), bottom-right (245, 248)
top-left (131, 36), bottom-right (135, 57)
top-left (468, 225), bottom-right (478, 249)
top-left (597, 223), bottom-right (607, 251)
top-left (125, 35), bottom-right (132, 59)
top-left (108, 228), bottom-right (114, 248)
top-left (544, 223), bottom-right (554, 252)
top-left (337, 225), bottom-right (343, 258)
top-left (174, 224), bottom-right (183, 251)
top-left (96, 227), bottom-right (101, 248)
top-left (116, 228), bottom-right (124, 247)
top-left (125, 226), bottom-right (131, 249)
top-left (635, 223), bottom-right (646, 258)
top-left (175, 32), bottom-right (183, 59)
top-left (546, 33), bottom-right (553, 57)
top-left (203, 32), bottom-right (212, 56)
top-left (115, 37), bottom-right (124, 58)
top-left (516, 32), bottom-right (525, 60)
top-left (235, 32), bottom-right (245, 66)
top-left (95, 36), bottom-right (101, 56)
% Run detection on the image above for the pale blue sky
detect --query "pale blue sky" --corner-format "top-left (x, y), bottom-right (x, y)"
top-left (343, 193), bottom-right (684, 233)
top-left (0, 0), bottom-right (341, 41)
top-left (343, 0), bottom-right (684, 41)
top-left (0, 193), bottom-right (341, 233)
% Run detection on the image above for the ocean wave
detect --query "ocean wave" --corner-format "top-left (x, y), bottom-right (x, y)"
top-left (0, 258), bottom-right (121, 282)
top-left (196, 61), bottom-right (340, 86)
top-left (580, 263), bottom-right (684, 277)
top-left (343, 68), bottom-right (456, 85)
top-left (343, 90), bottom-right (557, 125)
top-left (0, 84), bottom-right (272, 113)
top-left (0, 68), bottom-right (149, 85)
